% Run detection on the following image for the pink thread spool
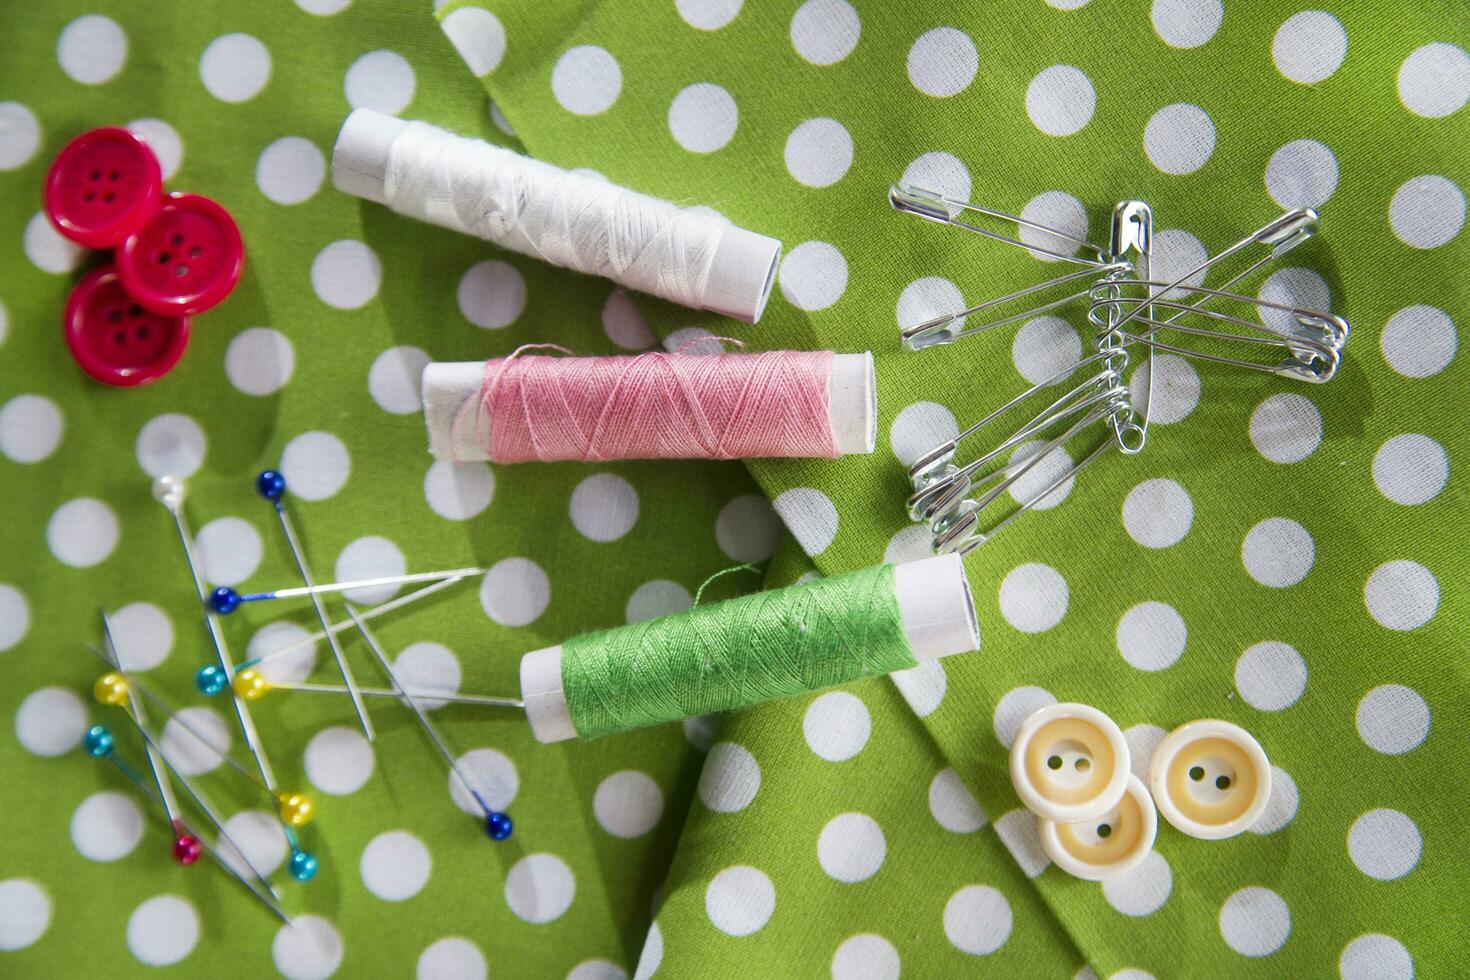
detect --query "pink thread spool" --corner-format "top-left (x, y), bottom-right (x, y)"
top-left (422, 349), bottom-right (875, 463)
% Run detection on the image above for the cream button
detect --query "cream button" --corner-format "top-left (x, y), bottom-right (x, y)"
top-left (1149, 718), bottom-right (1272, 840)
top-left (1039, 774), bottom-right (1157, 880)
top-left (1009, 703), bottom-right (1130, 824)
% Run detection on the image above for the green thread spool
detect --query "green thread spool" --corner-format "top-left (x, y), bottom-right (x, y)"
top-left (518, 554), bottom-right (980, 742)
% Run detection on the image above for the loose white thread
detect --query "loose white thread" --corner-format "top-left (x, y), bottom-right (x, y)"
top-left (382, 121), bottom-right (725, 309)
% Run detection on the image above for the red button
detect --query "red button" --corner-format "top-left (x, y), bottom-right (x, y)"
top-left (117, 192), bottom-right (244, 316)
top-left (64, 263), bottom-right (190, 387)
top-left (44, 127), bottom-right (163, 249)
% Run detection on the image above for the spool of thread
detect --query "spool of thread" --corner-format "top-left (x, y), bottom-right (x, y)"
top-left (518, 553), bottom-right (978, 743)
top-left (422, 349), bottom-right (876, 463)
top-left (331, 109), bottom-right (783, 323)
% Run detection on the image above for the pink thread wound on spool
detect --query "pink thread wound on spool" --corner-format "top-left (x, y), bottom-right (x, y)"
top-left (466, 350), bottom-right (840, 463)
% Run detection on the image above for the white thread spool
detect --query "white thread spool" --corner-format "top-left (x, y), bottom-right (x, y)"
top-left (419, 352), bottom-right (877, 461)
top-left (520, 553), bottom-right (979, 743)
top-left (331, 109), bottom-right (784, 323)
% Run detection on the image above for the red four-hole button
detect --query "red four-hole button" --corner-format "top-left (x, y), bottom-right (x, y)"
top-left (117, 192), bottom-right (244, 316)
top-left (64, 263), bottom-right (190, 387)
top-left (45, 127), bottom-right (164, 249)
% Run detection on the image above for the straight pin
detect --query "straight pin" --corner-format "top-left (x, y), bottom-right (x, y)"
top-left (231, 669), bottom-right (525, 709)
top-left (206, 567), bottom-right (485, 615)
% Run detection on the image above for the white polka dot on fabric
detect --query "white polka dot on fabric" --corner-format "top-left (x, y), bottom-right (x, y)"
top-left (1381, 305), bottom-right (1456, 378)
top-left (272, 916), bottom-right (344, 980)
top-left (1398, 42), bottom-right (1470, 118)
top-left (0, 297), bottom-right (8, 346)
top-left (481, 556), bottom-right (551, 627)
top-left (424, 460), bottom-right (495, 521)
top-left (0, 879), bottom-right (50, 951)
top-left (705, 866), bottom-right (775, 937)
top-left (1150, 228), bottom-right (1209, 297)
top-left (248, 621), bottom-right (318, 685)
top-left (1006, 441), bottom-right (1074, 511)
top-left (135, 413), bottom-right (206, 479)
top-left (1123, 724), bottom-right (1167, 781)
top-left (817, 812), bottom-right (886, 883)
top-left (907, 27), bottom-right (978, 98)
top-left (1258, 267), bottom-right (1331, 336)
top-left (1272, 10), bottom-right (1347, 84)
top-left (1241, 518), bottom-right (1314, 588)
top-left (1357, 684), bottom-right (1430, 755)
top-left (791, 0), bottom-right (860, 66)
top-left (699, 741), bottom-right (761, 813)
top-left (0, 584), bottom-right (29, 652)
top-left (1115, 601), bottom-right (1186, 671)
top-left (1026, 65), bottom-right (1095, 137)
top-left (552, 45), bottom-right (622, 116)
top-left (896, 275), bottom-right (965, 335)
top-left (256, 137), bottom-right (325, 206)
top-left (160, 707), bottom-right (231, 776)
top-left (1, 395), bottom-right (64, 464)
top-left (225, 327), bottom-right (295, 396)
top-left (127, 895), bottom-right (199, 967)
top-left (1144, 103), bottom-right (1215, 175)
top-left (992, 685), bottom-right (1056, 748)
top-left (803, 691), bottom-right (870, 762)
top-left (1122, 478), bottom-right (1193, 548)
top-left (393, 642), bottom-right (461, 711)
top-left (1018, 191), bottom-right (1089, 262)
top-left (778, 241), bottom-right (848, 311)
top-left (215, 810), bottom-right (289, 880)
top-left (943, 885), bottom-right (1012, 955)
top-left (1391, 174), bottom-right (1467, 249)
top-left (1364, 560), bottom-right (1439, 631)
top-left (47, 498), bottom-right (119, 568)
top-left (369, 345), bottom-right (430, 415)
top-left (199, 33), bottom-right (270, 103)
top-left (1339, 934), bottom-right (1414, 980)
top-left (417, 937), bottom-right (486, 980)
top-left (57, 14), bottom-right (127, 85)
top-left (108, 602), bottom-right (174, 672)
top-left (360, 830), bottom-right (431, 902)
top-left (332, 536), bottom-right (404, 604)
top-left (772, 487), bottom-right (839, 556)
top-left (489, 100), bottom-right (516, 137)
top-left (1249, 393), bottom-right (1322, 464)
top-left (304, 726), bottom-right (375, 795)
top-left (570, 473), bottom-right (639, 543)
top-left (1219, 887), bottom-right (1291, 957)
top-left (345, 50), bottom-right (415, 115)
top-left (1131, 353), bottom-right (1200, 425)
top-left (884, 524), bottom-right (934, 564)
top-left (505, 854), bottom-right (576, 924)
top-left (626, 579), bottom-right (691, 624)
top-left (668, 82), bottom-right (737, 152)
top-left (901, 151), bottom-right (970, 201)
top-left (594, 771), bottom-right (664, 838)
top-left (928, 768), bottom-right (985, 833)
top-left (1150, 0), bottom-right (1222, 48)
top-left (998, 564), bottom-right (1068, 633)
top-left (1265, 139), bottom-right (1338, 209)
top-left (23, 211), bottom-right (85, 274)
top-left (1102, 851), bottom-right (1173, 917)
top-left (281, 431), bottom-right (351, 501)
top-left (71, 791), bottom-right (144, 862)
top-left (1373, 434), bottom-right (1448, 505)
top-left (457, 259), bottom-right (526, 329)
top-left (1012, 317), bottom-right (1081, 384)
top-left (1234, 641), bottom-right (1307, 711)
top-left (126, 119), bottom-right (183, 180)
top-left (994, 807), bottom-right (1050, 878)
top-left (1248, 766), bottom-right (1299, 835)
top-left (312, 240), bottom-right (381, 309)
top-left (784, 118), bottom-right (853, 188)
top-left (448, 748), bottom-right (518, 814)
top-left (295, 0), bottom-right (352, 13)
top-left (1349, 809), bottom-right (1421, 881)
top-left (602, 289), bottom-right (655, 350)
top-left (0, 103), bottom-right (41, 171)
top-left (715, 494), bottom-right (781, 562)
top-left (891, 659), bottom-right (947, 717)
top-left (677, 0), bottom-right (743, 29)
top-left (632, 923), bottom-right (662, 980)
top-left (663, 326), bottom-right (725, 356)
top-left (441, 7), bottom-right (505, 77)
top-left (831, 934), bottom-right (899, 980)
top-left (890, 401), bottom-right (958, 467)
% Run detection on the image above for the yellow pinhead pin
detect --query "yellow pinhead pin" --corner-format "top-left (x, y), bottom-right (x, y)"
top-left (93, 671), bottom-right (130, 707)
top-left (277, 792), bottom-right (315, 828)
top-left (233, 669), bottom-right (271, 702)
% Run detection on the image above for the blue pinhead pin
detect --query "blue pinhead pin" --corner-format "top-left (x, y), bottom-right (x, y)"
top-left (256, 469), bottom-right (286, 502)
top-left (485, 811), bottom-right (513, 841)
top-left (84, 725), bottom-right (114, 758)
top-left (289, 849), bottom-right (319, 882)
top-left (195, 665), bottom-right (228, 696)
top-left (207, 586), bottom-right (242, 614)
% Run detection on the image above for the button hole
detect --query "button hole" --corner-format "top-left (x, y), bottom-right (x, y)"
top-left (157, 251), bottom-right (170, 264)
top-left (189, 246), bottom-right (202, 258)
top-left (107, 169), bottom-right (119, 181)
top-left (112, 330), bottom-right (127, 345)
top-left (1188, 766), bottom-right (1205, 781)
top-left (174, 264), bottom-right (188, 278)
top-left (102, 192), bottom-right (115, 203)
top-left (106, 308), bottom-right (123, 324)
top-left (83, 191), bottom-right (95, 202)
top-left (89, 169), bottom-right (101, 181)
top-left (135, 325), bottom-right (150, 341)
top-left (170, 233), bottom-right (184, 246)
top-left (127, 304), bottom-right (143, 317)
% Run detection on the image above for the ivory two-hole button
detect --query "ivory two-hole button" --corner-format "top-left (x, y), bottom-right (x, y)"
top-left (1009, 703), bottom-right (1131, 824)
top-left (1149, 719), bottom-right (1272, 840)
top-left (1039, 774), bottom-right (1157, 880)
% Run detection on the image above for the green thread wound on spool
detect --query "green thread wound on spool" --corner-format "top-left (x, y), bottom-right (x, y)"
top-left (561, 563), bottom-right (915, 739)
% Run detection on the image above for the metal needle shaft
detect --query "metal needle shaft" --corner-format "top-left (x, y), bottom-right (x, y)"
top-left (233, 568), bottom-right (485, 605)
top-left (266, 680), bottom-right (524, 709)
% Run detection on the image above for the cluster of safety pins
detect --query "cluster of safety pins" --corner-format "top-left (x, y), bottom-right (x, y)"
top-left (889, 183), bottom-right (1350, 553)
top-left (79, 469), bottom-right (521, 924)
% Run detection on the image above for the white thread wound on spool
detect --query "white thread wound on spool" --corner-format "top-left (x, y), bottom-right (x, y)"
top-left (331, 109), bottom-right (782, 322)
